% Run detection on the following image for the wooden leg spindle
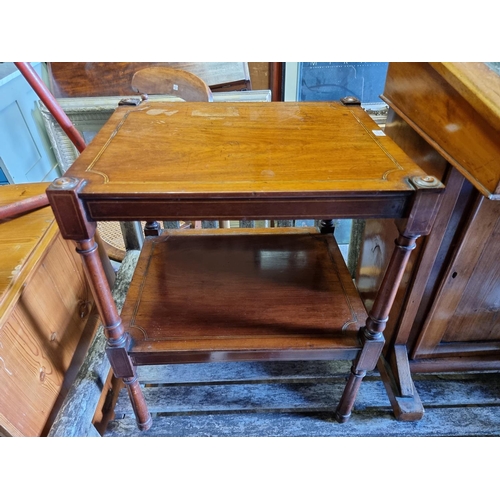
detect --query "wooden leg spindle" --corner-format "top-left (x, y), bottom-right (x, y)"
top-left (76, 237), bottom-right (152, 431)
top-left (320, 219), bottom-right (335, 234)
top-left (144, 220), bottom-right (162, 236)
top-left (335, 231), bottom-right (420, 422)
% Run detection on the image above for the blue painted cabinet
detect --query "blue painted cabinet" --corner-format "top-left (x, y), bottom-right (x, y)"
top-left (0, 62), bottom-right (59, 185)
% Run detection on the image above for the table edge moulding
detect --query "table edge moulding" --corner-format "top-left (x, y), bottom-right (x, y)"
top-left (45, 100), bottom-right (444, 431)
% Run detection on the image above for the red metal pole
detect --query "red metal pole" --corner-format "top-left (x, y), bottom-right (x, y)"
top-left (10, 63), bottom-right (116, 285)
top-left (14, 62), bottom-right (87, 153)
top-left (0, 193), bottom-right (49, 222)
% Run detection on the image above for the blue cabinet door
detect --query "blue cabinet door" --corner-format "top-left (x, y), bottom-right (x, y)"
top-left (0, 62), bottom-right (59, 184)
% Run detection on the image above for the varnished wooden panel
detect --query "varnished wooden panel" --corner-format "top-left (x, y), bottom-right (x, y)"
top-left (439, 203), bottom-right (500, 341)
top-left (414, 196), bottom-right (500, 355)
top-left (0, 233), bottom-right (95, 436)
top-left (0, 183), bottom-right (53, 320)
top-left (63, 102), bottom-right (430, 199)
top-left (382, 62), bottom-right (500, 199)
top-left (122, 229), bottom-right (366, 364)
top-left (47, 62), bottom-right (251, 98)
top-left (85, 196), bottom-right (410, 223)
top-left (429, 62), bottom-right (500, 135)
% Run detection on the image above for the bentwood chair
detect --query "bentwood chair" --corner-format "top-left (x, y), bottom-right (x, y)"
top-left (131, 67), bottom-right (214, 103)
top-left (100, 67), bottom-right (216, 245)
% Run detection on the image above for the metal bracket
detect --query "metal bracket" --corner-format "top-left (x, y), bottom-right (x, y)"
top-left (410, 175), bottom-right (443, 189)
top-left (340, 96), bottom-right (361, 106)
top-left (118, 96), bottom-right (146, 106)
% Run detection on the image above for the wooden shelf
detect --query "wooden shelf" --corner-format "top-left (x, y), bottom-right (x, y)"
top-left (123, 228), bottom-right (366, 365)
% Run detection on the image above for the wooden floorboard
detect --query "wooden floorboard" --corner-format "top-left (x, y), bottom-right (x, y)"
top-left (106, 407), bottom-right (500, 437)
top-left (136, 360), bottom-right (355, 385)
top-left (105, 361), bottom-right (500, 437)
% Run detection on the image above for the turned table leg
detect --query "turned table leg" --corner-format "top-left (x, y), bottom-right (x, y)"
top-left (47, 176), bottom-right (152, 431)
top-left (76, 238), bottom-right (152, 431)
top-left (335, 183), bottom-right (443, 422)
top-left (335, 232), bottom-right (420, 422)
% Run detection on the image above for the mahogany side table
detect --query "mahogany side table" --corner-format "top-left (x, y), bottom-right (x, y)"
top-left (46, 101), bottom-right (443, 431)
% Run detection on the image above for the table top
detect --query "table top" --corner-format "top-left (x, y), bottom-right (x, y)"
top-left (64, 101), bottom-right (436, 200)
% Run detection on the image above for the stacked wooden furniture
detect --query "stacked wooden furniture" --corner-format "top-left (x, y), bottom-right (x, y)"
top-left (355, 62), bottom-right (500, 420)
top-left (47, 62), bottom-right (252, 97)
top-left (46, 100), bottom-right (443, 431)
top-left (0, 183), bottom-right (99, 436)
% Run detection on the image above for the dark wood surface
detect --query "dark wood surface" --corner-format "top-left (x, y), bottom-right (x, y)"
top-left (122, 228), bottom-right (365, 364)
top-left (47, 62), bottom-right (251, 97)
top-left (269, 62), bottom-right (283, 101)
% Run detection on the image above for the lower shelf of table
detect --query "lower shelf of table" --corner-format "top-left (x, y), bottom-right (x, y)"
top-left (121, 227), bottom-right (368, 365)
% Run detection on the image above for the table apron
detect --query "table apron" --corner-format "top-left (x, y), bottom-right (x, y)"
top-left (83, 195), bottom-right (412, 221)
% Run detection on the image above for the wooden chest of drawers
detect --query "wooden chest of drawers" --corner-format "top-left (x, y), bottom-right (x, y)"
top-left (356, 62), bottom-right (500, 420)
top-left (0, 183), bottom-right (98, 436)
